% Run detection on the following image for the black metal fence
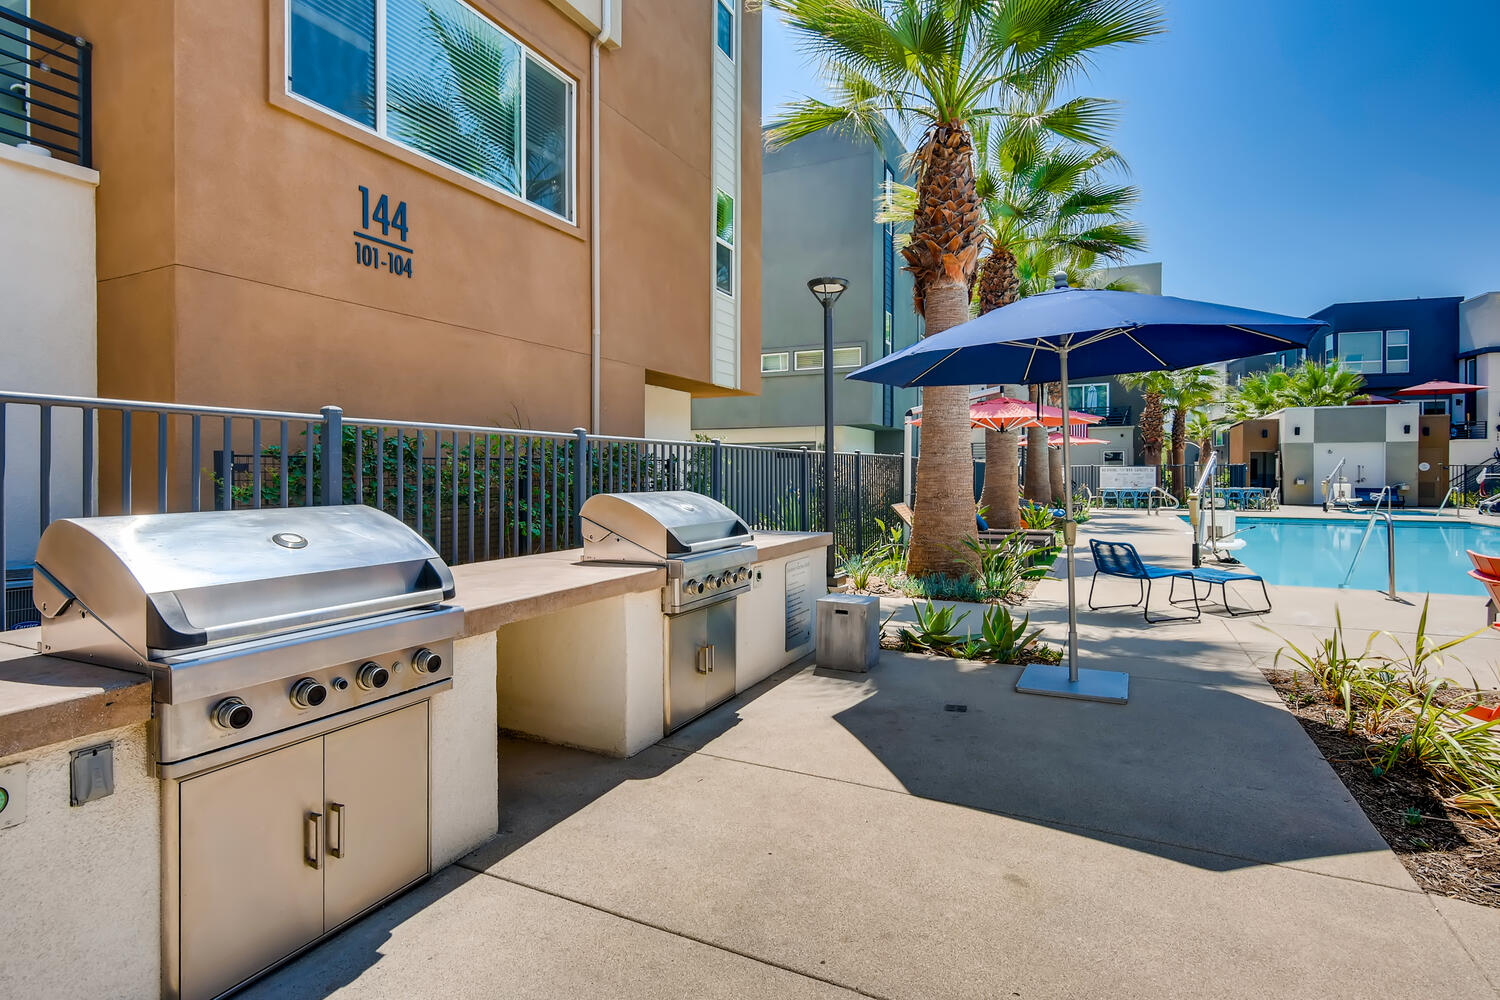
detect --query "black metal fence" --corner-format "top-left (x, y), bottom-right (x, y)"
top-left (0, 8), bottom-right (91, 167)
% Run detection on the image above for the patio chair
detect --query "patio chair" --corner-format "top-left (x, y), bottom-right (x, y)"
top-left (1087, 539), bottom-right (1200, 624)
top-left (1169, 565), bottom-right (1272, 617)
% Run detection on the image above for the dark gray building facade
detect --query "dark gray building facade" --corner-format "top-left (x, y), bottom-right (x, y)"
top-left (692, 128), bottom-right (920, 453)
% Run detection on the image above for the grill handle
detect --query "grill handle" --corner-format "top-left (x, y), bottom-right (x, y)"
top-left (304, 811), bottom-right (323, 870)
top-left (150, 586), bottom-right (452, 652)
top-left (328, 802), bottom-right (346, 859)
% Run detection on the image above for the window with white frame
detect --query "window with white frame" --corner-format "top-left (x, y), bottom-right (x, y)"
top-left (1067, 383), bottom-right (1110, 413)
top-left (1384, 329), bottom-right (1409, 374)
top-left (715, 1), bottom-right (734, 58)
top-left (714, 191), bottom-right (734, 295)
top-left (793, 347), bottom-right (862, 371)
top-left (1323, 332), bottom-right (1333, 357)
top-left (1336, 330), bottom-right (1384, 373)
top-left (287, 0), bottom-right (575, 221)
top-left (760, 352), bottom-right (788, 373)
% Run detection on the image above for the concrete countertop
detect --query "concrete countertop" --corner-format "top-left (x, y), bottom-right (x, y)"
top-left (0, 629), bottom-right (152, 759)
top-left (451, 531), bottom-right (831, 638)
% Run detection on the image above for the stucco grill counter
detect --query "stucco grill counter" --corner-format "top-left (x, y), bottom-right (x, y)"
top-left (31, 506), bottom-right (462, 1000)
top-left (580, 491), bottom-right (757, 731)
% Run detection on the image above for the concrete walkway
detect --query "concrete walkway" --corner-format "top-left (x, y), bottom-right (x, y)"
top-left (246, 512), bottom-right (1500, 999)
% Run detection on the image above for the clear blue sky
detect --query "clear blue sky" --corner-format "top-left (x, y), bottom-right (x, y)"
top-left (761, 0), bottom-right (1500, 317)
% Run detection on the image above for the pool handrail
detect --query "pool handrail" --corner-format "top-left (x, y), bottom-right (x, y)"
top-left (1339, 507), bottom-right (1398, 599)
top-left (1437, 485), bottom-right (1462, 517)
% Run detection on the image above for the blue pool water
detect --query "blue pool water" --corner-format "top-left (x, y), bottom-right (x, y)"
top-left (1183, 515), bottom-right (1500, 596)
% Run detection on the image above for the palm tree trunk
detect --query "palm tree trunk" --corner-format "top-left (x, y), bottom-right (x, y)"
top-left (976, 250), bottom-right (1021, 529)
top-left (908, 280), bottom-right (982, 577)
top-left (1024, 385), bottom-right (1051, 505)
top-left (1139, 391), bottom-right (1164, 466)
top-left (1048, 446), bottom-right (1064, 504)
top-left (1169, 405), bottom-right (1188, 498)
top-left (979, 428), bottom-right (1020, 528)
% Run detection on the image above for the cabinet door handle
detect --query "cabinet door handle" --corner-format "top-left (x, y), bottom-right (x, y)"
top-left (328, 801), bottom-right (346, 859)
top-left (696, 646), bottom-right (710, 674)
top-left (305, 811), bottom-right (323, 870)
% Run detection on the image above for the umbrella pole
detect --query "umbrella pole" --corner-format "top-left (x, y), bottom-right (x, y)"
top-left (1015, 341), bottom-right (1129, 704)
top-left (1059, 349), bottom-right (1079, 679)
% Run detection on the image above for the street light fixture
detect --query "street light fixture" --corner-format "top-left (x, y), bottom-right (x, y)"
top-left (807, 276), bottom-right (848, 580)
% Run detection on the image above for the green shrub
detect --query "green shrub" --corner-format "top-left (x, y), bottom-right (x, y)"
top-left (979, 604), bottom-right (1044, 663)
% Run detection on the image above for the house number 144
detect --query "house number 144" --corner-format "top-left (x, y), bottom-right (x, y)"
top-left (355, 186), bottom-right (414, 278)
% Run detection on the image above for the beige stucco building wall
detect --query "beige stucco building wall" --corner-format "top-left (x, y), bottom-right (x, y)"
top-left (0, 144), bottom-right (98, 563)
top-left (31, 0), bottom-right (760, 507)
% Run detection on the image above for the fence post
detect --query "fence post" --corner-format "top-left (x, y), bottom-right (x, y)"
top-left (320, 406), bottom-right (343, 506)
top-left (710, 438), bottom-right (724, 502)
top-left (572, 427), bottom-right (589, 546)
top-left (799, 447), bottom-right (811, 530)
top-left (853, 451), bottom-right (863, 555)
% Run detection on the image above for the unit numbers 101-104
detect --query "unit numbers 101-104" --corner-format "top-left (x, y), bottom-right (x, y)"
top-left (354, 240), bottom-right (413, 277)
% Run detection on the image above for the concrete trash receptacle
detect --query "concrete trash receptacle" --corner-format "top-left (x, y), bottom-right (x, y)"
top-left (816, 593), bottom-right (881, 672)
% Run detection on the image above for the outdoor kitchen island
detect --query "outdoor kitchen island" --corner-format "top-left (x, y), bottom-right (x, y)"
top-left (456, 529), bottom-right (831, 758)
top-left (0, 527), bottom-right (828, 1000)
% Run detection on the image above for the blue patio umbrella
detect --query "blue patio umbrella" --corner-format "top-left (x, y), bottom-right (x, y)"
top-left (848, 276), bottom-right (1329, 703)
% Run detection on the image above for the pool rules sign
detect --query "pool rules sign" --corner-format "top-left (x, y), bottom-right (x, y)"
top-left (785, 557), bottom-right (813, 651)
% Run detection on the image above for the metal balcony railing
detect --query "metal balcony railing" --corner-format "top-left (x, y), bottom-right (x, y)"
top-left (1451, 421), bottom-right (1488, 440)
top-left (0, 8), bottom-right (91, 167)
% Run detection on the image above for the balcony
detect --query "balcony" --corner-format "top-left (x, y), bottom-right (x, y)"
top-left (1073, 405), bottom-right (1133, 426)
top-left (0, 7), bottom-right (91, 167)
top-left (1451, 421), bottom-right (1488, 440)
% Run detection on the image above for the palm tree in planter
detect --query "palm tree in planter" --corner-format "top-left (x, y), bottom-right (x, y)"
top-left (768, 0), bottom-right (1163, 577)
top-left (1224, 366), bottom-right (1293, 422)
top-left (1161, 367), bottom-right (1222, 495)
top-left (1282, 358), bottom-right (1366, 407)
top-left (1117, 370), bottom-right (1172, 467)
top-left (879, 111), bottom-right (1148, 526)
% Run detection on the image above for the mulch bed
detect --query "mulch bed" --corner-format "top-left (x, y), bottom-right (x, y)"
top-left (1263, 668), bottom-right (1500, 907)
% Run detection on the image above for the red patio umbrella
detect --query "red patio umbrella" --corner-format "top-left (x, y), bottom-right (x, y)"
top-left (1017, 428), bottom-right (1109, 446)
top-left (1392, 380), bottom-right (1485, 396)
top-left (908, 394), bottom-right (1103, 431)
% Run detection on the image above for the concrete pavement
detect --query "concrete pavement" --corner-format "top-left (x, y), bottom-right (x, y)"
top-left (245, 511), bottom-right (1500, 999)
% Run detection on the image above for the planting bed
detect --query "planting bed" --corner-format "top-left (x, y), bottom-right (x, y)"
top-left (1265, 668), bottom-right (1500, 907)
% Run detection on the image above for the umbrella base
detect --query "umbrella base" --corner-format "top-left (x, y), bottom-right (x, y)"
top-left (1015, 664), bottom-right (1130, 704)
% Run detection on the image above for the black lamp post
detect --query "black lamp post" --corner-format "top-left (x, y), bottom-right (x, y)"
top-left (807, 276), bottom-right (848, 580)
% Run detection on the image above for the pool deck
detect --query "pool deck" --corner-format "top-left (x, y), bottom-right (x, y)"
top-left (242, 510), bottom-right (1500, 999)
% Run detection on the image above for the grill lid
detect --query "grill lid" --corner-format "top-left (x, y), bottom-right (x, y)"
top-left (33, 506), bottom-right (455, 659)
top-left (579, 491), bottom-right (751, 561)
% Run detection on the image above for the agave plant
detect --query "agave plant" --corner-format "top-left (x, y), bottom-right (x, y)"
top-left (979, 604), bottom-right (1044, 662)
top-left (896, 600), bottom-right (972, 655)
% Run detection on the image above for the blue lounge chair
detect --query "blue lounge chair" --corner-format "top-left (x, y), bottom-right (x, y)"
top-left (1087, 540), bottom-right (1201, 623)
top-left (1171, 565), bottom-right (1272, 618)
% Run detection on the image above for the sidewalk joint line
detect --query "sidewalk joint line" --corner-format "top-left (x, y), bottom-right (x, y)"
top-left (454, 863), bottom-right (894, 1000)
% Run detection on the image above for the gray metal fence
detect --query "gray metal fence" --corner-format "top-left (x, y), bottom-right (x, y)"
top-left (0, 390), bottom-right (904, 626)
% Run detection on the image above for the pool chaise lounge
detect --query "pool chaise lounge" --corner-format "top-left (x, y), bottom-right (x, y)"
top-left (1088, 539), bottom-right (1271, 623)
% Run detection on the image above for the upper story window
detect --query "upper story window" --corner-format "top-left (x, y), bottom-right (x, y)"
top-left (288, 0), bottom-right (575, 222)
top-left (714, 191), bottom-right (734, 295)
top-left (716, 2), bottom-right (734, 58)
top-left (1461, 357), bottom-right (1478, 385)
top-left (761, 352), bottom-right (788, 374)
top-left (794, 347), bottom-right (862, 371)
top-left (1067, 383), bottom-right (1110, 413)
top-left (1384, 329), bottom-right (1410, 374)
top-left (1336, 331), bottom-right (1384, 374)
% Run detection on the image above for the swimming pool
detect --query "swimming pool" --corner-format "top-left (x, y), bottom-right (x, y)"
top-left (1183, 515), bottom-right (1500, 596)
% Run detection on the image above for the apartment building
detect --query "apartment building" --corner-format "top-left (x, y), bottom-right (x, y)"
top-left (692, 127), bottom-right (919, 453)
top-left (25, 0), bottom-right (761, 444)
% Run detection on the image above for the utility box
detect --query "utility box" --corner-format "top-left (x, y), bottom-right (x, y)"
top-left (816, 594), bottom-right (880, 672)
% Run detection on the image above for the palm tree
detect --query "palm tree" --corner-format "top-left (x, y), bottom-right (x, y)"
top-left (1283, 359), bottom-right (1366, 407)
top-left (1223, 367), bottom-right (1292, 422)
top-left (768, 0), bottom-right (1163, 577)
top-left (1161, 367), bottom-right (1222, 494)
top-left (1186, 411), bottom-right (1219, 462)
top-left (1117, 370), bottom-right (1171, 466)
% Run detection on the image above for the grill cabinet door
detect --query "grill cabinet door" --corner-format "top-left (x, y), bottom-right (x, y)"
top-left (703, 600), bottom-right (737, 712)
top-left (178, 737), bottom-right (325, 1000)
top-left (665, 607), bottom-right (709, 732)
top-left (323, 702), bottom-right (430, 930)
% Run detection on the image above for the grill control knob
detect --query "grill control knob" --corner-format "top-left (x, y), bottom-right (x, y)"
top-left (211, 697), bottom-right (254, 731)
top-left (290, 678), bottom-right (328, 709)
top-left (412, 648), bottom-right (443, 674)
top-left (736, 568), bottom-right (751, 583)
top-left (357, 661), bottom-right (391, 691)
top-left (705, 576), bottom-right (718, 591)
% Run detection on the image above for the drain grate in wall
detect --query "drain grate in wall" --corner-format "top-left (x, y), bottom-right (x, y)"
top-left (944, 704), bottom-right (967, 713)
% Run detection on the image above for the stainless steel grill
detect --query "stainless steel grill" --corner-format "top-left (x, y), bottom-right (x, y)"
top-left (580, 490), bottom-right (757, 614)
top-left (580, 491), bottom-right (756, 731)
top-left (32, 505), bottom-right (462, 1000)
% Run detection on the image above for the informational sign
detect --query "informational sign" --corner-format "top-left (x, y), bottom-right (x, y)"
top-left (1098, 466), bottom-right (1158, 490)
top-left (785, 556), bottom-right (813, 652)
top-left (354, 186), bottom-right (414, 278)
